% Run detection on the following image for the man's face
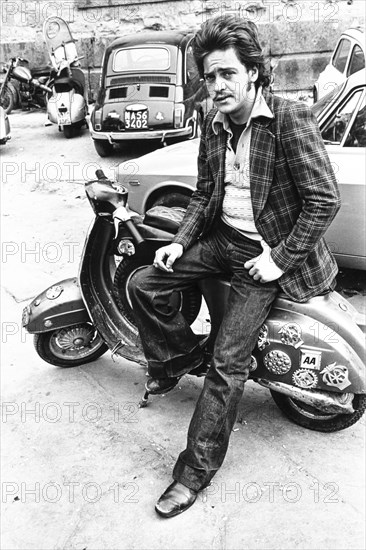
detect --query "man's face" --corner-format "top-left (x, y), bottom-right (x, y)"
top-left (203, 47), bottom-right (258, 121)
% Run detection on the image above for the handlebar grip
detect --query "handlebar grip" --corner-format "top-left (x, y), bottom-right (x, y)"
top-left (96, 169), bottom-right (107, 180)
top-left (124, 219), bottom-right (144, 246)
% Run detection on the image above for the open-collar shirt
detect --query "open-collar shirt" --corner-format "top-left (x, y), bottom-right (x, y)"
top-left (212, 87), bottom-right (274, 240)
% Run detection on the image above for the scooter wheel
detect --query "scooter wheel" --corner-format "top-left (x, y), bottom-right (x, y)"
top-left (270, 390), bottom-right (366, 432)
top-left (1, 85), bottom-right (16, 114)
top-left (63, 125), bottom-right (79, 139)
top-left (113, 253), bottom-right (202, 329)
top-left (34, 323), bottom-right (108, 367)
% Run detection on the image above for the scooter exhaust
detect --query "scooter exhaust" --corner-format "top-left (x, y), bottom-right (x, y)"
top-left (256, 378), bottom-right (355, 414)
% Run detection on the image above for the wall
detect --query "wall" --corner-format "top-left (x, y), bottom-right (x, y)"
top-left (1, 0), bottom-right (365, 99)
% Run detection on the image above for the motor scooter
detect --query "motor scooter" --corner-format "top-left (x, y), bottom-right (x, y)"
top-left (0, 58), bottom-right (52, 114)
top-left (22, 171), bottom-right (366, 433)
top-left (43, 16), bottom-right (88, 138)
top-left (0, 105), bottom-right (11, 144)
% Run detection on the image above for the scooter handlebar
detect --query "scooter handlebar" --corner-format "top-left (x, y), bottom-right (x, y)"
top-left (124, 219), bottom-right (145, 246)
top-left (113, 207), bottom-right (144, 246)
top-left (96, 169), bottom-right (107, 180)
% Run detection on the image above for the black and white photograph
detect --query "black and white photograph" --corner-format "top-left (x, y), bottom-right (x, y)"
top-left (1, 0), bottom-right (365, 548)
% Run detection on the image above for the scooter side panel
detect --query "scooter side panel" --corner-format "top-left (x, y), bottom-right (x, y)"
top-left (197, 278), bottom-right (365, 393)
top-left (70, 90), bottom-right (87, 122)
top-left (22, 277), bottom-right (90, 333)
top-left (250, 308), bottom-right (366, 394)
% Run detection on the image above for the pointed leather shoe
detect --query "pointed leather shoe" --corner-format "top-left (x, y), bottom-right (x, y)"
top-left (145, 376), bottom-right (180, 395)
top-left (155, 481), bottom-right (198, 518)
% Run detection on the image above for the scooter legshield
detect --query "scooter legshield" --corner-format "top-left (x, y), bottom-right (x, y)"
top-left (22, 277), bottom-right (90, 333)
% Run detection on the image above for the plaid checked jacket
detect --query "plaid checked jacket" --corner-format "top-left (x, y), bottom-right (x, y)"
top-left (173, 91), bottom-right (341, 302)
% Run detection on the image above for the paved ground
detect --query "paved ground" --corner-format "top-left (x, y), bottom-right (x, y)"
top-left (1, 110), bottom-right (365, 550)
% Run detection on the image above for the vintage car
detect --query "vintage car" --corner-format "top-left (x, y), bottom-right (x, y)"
top-left (90, 31), bottom-right (211, 157)
top-left (313, 26), bottom-right (365, 102)
top-left (118, 69), bottom-right (366, 271)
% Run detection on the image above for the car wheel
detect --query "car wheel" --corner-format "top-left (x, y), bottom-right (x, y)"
top-left (94, 140), bottom-right (114, 157)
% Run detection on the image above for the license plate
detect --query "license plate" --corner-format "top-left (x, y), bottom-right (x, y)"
top-left (58, 113), bottom-right (71, 125)
top-left (125, 109), bottom-right (148, 130)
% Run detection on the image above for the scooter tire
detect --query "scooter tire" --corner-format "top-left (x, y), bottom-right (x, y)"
top-left (113, 254), bottom-right (202, 329)
top-left (270, 390), bottom-right (366, 432)
top-left (34, 323), bottom-right (108, 367)
top-left (63, 125), bottom-right (79, 139)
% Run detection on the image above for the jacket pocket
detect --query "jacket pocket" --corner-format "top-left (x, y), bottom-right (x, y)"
top-left (301, 240), bottom-right (337, 289)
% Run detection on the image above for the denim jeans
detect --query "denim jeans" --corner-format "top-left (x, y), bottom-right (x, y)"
top-left (129, 219), bottom-right (279, 491)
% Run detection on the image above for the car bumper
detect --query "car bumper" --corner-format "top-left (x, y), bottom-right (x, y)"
top-left (91, 127), bottom-right (192, 142)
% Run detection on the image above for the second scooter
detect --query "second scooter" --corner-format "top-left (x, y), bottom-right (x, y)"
top-left (43, 16), bottom-right (88, 138)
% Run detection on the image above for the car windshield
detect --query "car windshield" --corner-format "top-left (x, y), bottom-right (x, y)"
top-left (113, 47), bottom-right (171, 72)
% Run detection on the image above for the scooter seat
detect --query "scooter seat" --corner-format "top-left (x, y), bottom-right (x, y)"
top-left (144, 206), bottom-right (186, 234)
top-left (54, 77), bottom-right (83, 95)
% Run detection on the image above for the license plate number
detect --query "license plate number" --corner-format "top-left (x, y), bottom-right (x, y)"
top-left (58, 113), bottom-right (71, 125)
top-left (125, 109), bottom-right (148, 130)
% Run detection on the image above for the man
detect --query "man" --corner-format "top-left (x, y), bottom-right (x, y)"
top-left (130, 15), bottom-right (341, 517)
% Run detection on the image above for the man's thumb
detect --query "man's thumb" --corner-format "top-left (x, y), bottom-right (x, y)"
top-left (166, 252), bottom-right (175, 268)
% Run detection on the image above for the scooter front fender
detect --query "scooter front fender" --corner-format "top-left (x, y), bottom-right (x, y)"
top-left (22, 277), bottom-right (90, 334)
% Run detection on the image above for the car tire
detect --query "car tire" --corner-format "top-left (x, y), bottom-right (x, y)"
top-left (94, 140), bottom-right (114, 157)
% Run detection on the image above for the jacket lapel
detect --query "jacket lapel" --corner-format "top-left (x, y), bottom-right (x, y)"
top-left (250, 120), bottom-right (275, 221)
top-left (206, 122), bottom-right (226, 196)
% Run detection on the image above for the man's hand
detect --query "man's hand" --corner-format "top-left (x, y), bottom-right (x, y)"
top-left (153, 243), bottom-right (184, 272)
top-left (244, 240), bottom-right (284, 283)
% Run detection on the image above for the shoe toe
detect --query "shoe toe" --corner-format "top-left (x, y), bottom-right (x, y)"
top-left (155, 482), bottom-right (197, 518)
top-left (145, 377), bottom-right (179, 395)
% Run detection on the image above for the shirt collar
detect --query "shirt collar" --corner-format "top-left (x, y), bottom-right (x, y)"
top-left (212, 86), bottom-right (274, 135)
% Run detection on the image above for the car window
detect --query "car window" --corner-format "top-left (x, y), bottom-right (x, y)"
top-left (321, 88), bottom-right (363, 145)
top-left (347, 45), bottom-right (365, 77)
top-left (344, 92), bottom-right (366, 147)
top-left (113, 47), bottom-right (170, 72)
top-left (332, 38), bottom-right (351, 73)
top-left (312, 84), bottom-right (341, 118)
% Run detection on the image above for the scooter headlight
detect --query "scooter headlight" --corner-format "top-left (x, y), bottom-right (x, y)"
top-left (117, 239), bottom-right (135, 256)
top-left (21, 306), bottom-right (30, 327)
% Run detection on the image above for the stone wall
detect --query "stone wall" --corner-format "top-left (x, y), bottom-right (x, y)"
top-left (1, 0), bottom-right (365, 99)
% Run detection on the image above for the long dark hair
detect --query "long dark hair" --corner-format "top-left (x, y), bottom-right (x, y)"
top-left (192, 14), bottom-right (271, 89)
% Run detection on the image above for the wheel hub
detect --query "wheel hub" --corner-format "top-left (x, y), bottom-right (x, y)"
top-left (56, 325), bottom-right (94, 350)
